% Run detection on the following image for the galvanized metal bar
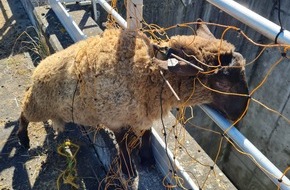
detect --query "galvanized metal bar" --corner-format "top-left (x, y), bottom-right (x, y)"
top-left (199, 105), bottom-right (290, 190)
top-left (152, 128), bottom-right (200, 190)
top-left (96, 0), bottom-right (127, 28)
top-left (206, 0), bottom-right (290, 44)
top-left (92, 0), bottom-right (98, 22)
top-left (48, 0), bottom-right (87, 42)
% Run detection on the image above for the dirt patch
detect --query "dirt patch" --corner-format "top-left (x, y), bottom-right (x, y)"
top-left (0, 0), bottom-right (31, 59)
top-left (0, 0), bottom-right (50, 62)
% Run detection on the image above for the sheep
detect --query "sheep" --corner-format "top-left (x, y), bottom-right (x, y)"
top-left (17, 24), bottom-right (249, 180)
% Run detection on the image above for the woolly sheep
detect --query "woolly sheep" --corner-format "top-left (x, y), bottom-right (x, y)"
top-left (17, 25), bottom-right (249, 177)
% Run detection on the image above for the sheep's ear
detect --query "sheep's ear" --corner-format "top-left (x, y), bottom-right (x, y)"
top-left (196, 19), bottom-right (216, 39)
top-left (154, 58), bottom-right (198, 76)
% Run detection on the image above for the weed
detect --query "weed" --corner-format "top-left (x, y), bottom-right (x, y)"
top-left (11, 26), bottom-right (51, 64)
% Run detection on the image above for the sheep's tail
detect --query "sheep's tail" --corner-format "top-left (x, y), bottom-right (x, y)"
top-left (17, 112), bottom-right (30, 149)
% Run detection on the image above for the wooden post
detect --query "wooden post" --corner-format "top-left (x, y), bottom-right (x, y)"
top-left (126, 0), bottom-right (143, 30)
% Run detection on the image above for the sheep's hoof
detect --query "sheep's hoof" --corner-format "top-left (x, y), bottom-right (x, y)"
top-left (17, 113), bottom-right (30, 149)
top-left (17, 130), bottom-right (30, 149)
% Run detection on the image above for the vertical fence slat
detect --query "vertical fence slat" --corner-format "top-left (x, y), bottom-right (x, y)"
top-left (126, 0), bottom-right (143, 30)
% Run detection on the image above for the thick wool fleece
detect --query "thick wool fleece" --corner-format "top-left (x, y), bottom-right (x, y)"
top-left (21, 29), bottom-right (235, 134)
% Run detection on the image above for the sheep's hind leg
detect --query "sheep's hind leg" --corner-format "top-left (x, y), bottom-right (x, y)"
top-left (139, 129), bottom-right (155, 167)
top-left (17, 112), bottom-right (30, 149)
top-left (115, 128), bottom-right (138, 179)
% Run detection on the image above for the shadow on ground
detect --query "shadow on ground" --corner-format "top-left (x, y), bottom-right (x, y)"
top-left (0, 118), bottom-right (103, 190)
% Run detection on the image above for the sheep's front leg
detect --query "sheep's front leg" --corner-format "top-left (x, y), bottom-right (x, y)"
top-left (17, 112), bottom-right (30, 149)
top-left (115, 129), bottom-right (138, 178)
top-left (139, 129), bottom-right (155, 167)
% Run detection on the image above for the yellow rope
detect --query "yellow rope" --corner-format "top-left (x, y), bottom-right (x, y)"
top-left (57, 140), bottom-right (80, 190)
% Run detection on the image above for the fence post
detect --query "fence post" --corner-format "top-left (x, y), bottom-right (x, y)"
top-left (126, 0), bottom-right (143, 30)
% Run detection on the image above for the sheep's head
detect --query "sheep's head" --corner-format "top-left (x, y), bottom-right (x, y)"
top-left (154, 23), bottom-right (249, 121)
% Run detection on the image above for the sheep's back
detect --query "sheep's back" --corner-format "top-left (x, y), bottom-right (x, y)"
top-left (64, 29), bottom-right (155, 130)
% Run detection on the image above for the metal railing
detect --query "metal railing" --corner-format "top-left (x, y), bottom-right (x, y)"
top-left (200, 105), bottom-right (290, 189)
top-left (204, 1), bottom-right (290, 188)
top-left (206, 0), bottom-right (290, 44)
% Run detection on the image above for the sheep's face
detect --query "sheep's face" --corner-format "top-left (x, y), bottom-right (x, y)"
top-left (206, 52), bottom-right (249, 121)
top-left (155, 23), bottom-right (249, 121)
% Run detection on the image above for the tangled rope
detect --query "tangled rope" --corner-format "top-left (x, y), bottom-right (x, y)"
top-left (57, 140), bottom-right (80, 190)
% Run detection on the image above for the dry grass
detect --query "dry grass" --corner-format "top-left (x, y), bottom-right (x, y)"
top-left (11, 26), bottom-right (50, 64)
